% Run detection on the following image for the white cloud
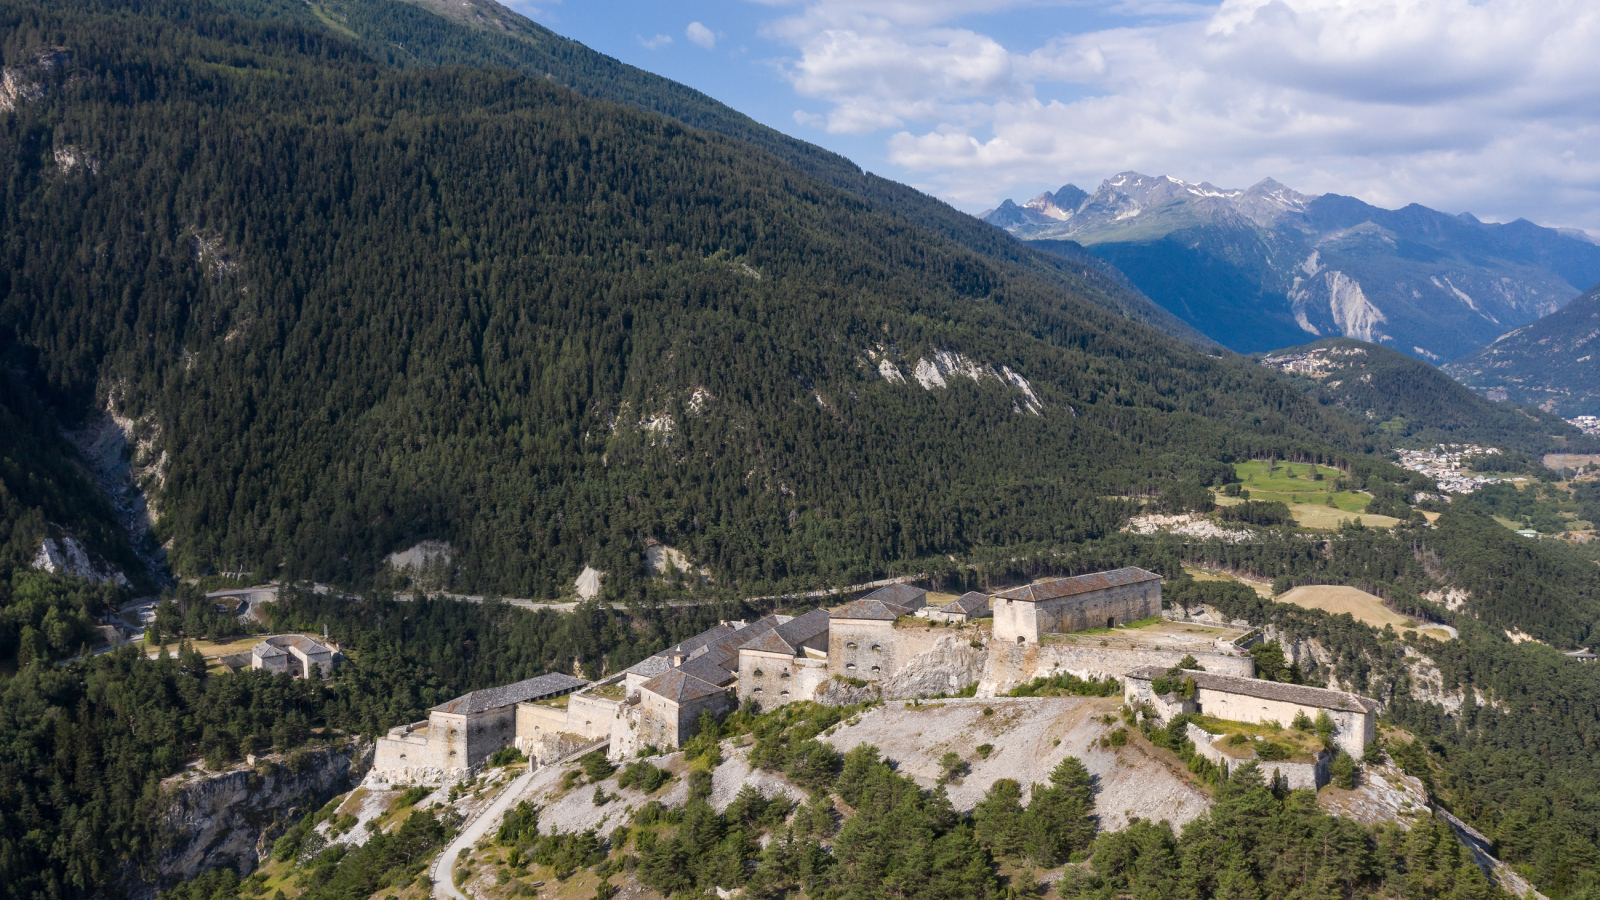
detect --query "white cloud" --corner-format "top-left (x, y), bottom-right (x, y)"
top-left (639, 33), bottom-right (673, 49)
top-left (687, 21), bottom-right (718, 49)
top-left (752, 0), bottom-right (1600, 232)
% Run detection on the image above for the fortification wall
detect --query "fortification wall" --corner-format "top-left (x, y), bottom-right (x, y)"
top-left (1195, 687), bottom-right (1371, 757)
top-left (831, 622), bottom-right (965, 682)
top-left (566, 693), bottom-right (624, 741)
top-left (979, 643), bottom-right (1253, 696)
top-left (1185, 722), bottom-right (1329, 790)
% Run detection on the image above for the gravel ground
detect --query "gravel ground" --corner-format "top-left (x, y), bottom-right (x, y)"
top-left (820, 697), bottom-right (1213, 831)
top-left (527, 745), bottom-right (806, 837)
top-left (1317, 762), bottom-right (1429, 827)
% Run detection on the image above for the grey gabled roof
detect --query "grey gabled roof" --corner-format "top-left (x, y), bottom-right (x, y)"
top-left (432, 672), bottom-right (588, 715)
top-left (1126, 666), bottom-right (1378, 714)
top-left (994, 567), bottom-right (1161, 603)
top-left (640, 668), bottom-right (728, 704)
top-left (678, 655), bottom-right (737, 688)
top-left (832, 598), bottom-right (910, 621)
top-left (862, 583), bottom-right (927, 608)
top-left (666, 623), bottom-right (737, 658)
top-left (252, 642), bottom-right (287, 658)
top-left (741, 608), bottom-right (831, 656)
top-left (623, 655), bottom-right (674, 678)
top-left (943, 591), bottom-right (991, 615)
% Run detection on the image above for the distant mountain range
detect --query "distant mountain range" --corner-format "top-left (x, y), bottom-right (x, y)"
top-left (981, 174), bottom-right (1600, 360)
top-left (1445, 283), bottom-right (1600, 417)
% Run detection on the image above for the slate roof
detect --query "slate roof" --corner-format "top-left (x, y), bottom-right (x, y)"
top-left (993, 567), bottom-right (1161, 603)
top-left (665, 623), bottom-right (737, 658)
top-left (271, 634), bottom-right (333, 655)
top-left (1126, 666), bottom-right (1378, 714)
top-left (831, 598), bottom-right (911, 621)
top-left (252, 642), bottom-right (287, 658)
top-left (943, 591), bottom-right (991, 615)
top-left (862, 583), bottom-right (927, 608)
top-left (623, 655), bottom-right (674, 679)
top-left (432, 672), bottom-right (588, 715)
top-left (679, 655), bottom-right (737, 688)
top-left (741, 608), bottom-right (831, 656)
top-left (640, 668), bottom-right (729, 704)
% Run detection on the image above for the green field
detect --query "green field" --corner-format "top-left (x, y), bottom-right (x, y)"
top-left (1219, 460), bottom-right (1400, 530)
top-left (1230, 460), bottom-right (1370, 511)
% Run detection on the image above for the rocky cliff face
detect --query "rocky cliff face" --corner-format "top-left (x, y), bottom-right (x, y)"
top-left (131, 739), bottom-right (372, 894)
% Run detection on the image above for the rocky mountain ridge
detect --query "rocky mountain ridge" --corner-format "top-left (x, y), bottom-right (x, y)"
top-left (1445, 281), bottom-right (1600, 416)
top-left (982, 173), bottom-right (1600, 360)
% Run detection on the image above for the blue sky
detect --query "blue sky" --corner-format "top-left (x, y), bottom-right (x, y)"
top-left (510, 1), bottom-right (1600, 234)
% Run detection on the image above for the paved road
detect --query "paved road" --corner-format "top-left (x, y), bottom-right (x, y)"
top-left (431, 768), bottom-right (538, 900)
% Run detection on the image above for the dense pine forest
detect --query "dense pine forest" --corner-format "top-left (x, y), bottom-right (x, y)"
top-left (0, 0), bottom-right (1372, 597)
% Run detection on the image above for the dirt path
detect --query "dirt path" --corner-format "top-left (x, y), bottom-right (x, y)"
top-left (431, 768), bottom-right (538, 900)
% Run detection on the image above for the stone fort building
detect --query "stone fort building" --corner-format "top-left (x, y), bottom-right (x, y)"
top-left (992, 566), bottom-right (1162, 644)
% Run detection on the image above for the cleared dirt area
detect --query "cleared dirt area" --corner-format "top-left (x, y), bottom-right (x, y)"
top-left (1277, 586), bottom-right (1453, 640)
top-left (821, 697), bottom-right (1212, 832)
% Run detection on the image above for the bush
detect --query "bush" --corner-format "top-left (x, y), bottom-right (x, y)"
top-left (394, 786), bottom-right (430, 809)
top-left (617, 761), bottom-right (671, 794)
top-left (939, 751), bottom-right (967, 784)
top-left (488, 746), bottom-right (526, 767)
top-left (1330, 751), bottom-right (1358, 789)
top-left (1254, 741), bottom-right (1290, 761)
top-left (579, 751), bottom-right (615, 783)
top-left (1007, 672), bottom-right (1120, 698)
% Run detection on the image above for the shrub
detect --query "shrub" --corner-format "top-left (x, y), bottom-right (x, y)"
top-left (579, 751), bottom-right (615, 783)
top-left (939, 751), bottom-right (967, 784)
top-left (1330, 751), bottom-right (1358, 789)
top-left (976, 743), bottom-right (995, 759)
top-left (1292, 710), bottom-right (1314, 731)
top-left (1254, 741), bottom-right (1290, 761)
top-left (617, 761), bottom-right (671, 794)
top-left (394, 786), bottom-right (430, 810)
top-left (488, 746), bottom-right (526, 768)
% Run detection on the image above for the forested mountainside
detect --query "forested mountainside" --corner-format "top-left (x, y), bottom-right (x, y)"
top-left (0, 0), bottom-right (1371, 597)
top-left (216, 0), bottom-right (1202, 344)
top-left (1260, 338), bottom-right (1597, 455)
top-left (1446, 282), bottom-right (1600, 417)
top-left (983, 173), bottom-right (1600, 360)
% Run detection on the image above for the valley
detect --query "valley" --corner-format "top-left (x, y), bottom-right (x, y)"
top-left (1, 2), bottom-right (1599, 900)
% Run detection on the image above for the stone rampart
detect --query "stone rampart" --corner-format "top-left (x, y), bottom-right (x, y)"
top-left (1185, 722), bottom-right (1329, 790)
top-left (978, 643), bottom-right (1254, 696)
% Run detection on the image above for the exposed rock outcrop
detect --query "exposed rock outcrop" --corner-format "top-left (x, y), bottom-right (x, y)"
top-left (134, 739), bottom-right (372, 894)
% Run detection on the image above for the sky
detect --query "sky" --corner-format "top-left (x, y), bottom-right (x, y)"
top-left (510, 0), bottom-right (1600, 235)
